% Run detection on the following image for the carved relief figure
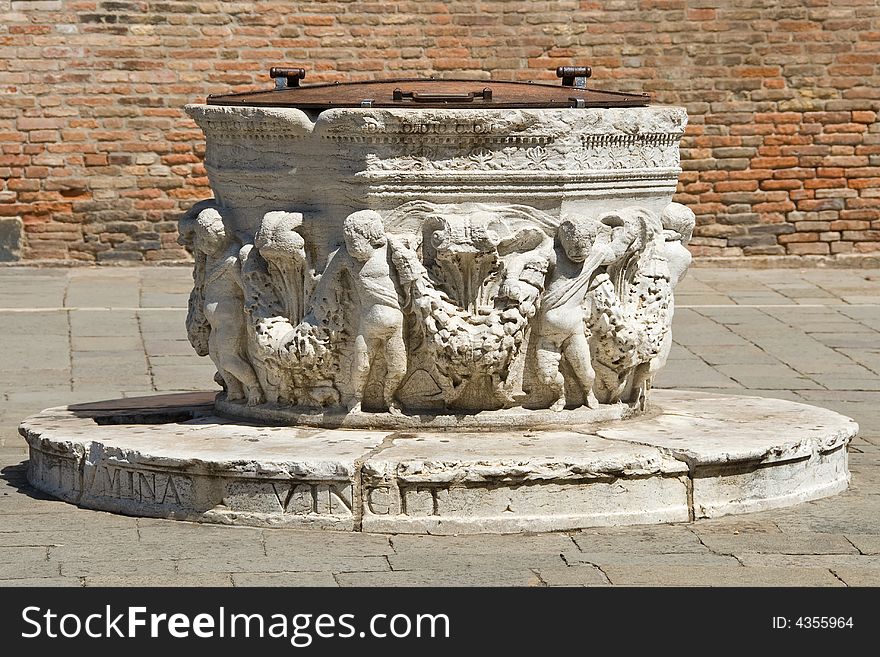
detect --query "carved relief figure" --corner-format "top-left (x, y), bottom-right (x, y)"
top-left (312, 210), bottom-right (407, 413)
top-left (179, 197), bottom-right (692, 418)
top-left (178, 206), bottom-right (264, 406)
top-left (536, 219), bottom-right (616, 411)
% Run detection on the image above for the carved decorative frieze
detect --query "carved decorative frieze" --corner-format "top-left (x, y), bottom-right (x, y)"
top-left (177, 104), bottom-right (694, 420)
top-left (179, 197), bottom-right (695, 417)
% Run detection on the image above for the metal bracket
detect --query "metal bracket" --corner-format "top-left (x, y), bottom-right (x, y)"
top-left (569, 97), bottom-right (586, 108)
top-left (360, 99), bottom-right (374, 108)
top-left (392, 87), bottom-right (493, 103)
top-left (269, 67), bottom-right (306, 89)
top-left (557, 66), bottom-right (592, 89)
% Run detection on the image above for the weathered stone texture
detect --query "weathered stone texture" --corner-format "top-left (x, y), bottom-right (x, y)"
top-left (18, 390), bottom-right (857, 534)
top-left (1, 1), bottom-right (878, 261)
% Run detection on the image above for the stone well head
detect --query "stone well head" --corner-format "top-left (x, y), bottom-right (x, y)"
top-left (16, 67), bottom-right (858, 536)
top-left (181, 67), bottom-right (692, 424)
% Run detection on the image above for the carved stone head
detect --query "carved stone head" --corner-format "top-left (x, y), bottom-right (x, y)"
top-left (180, 208), bottom-right (227, 257)
top-left (344, 210), bottom-right (387, 262)
top-left (256, 211), bottom-right (306, 263)
top-left (557, 219), bottom-right (605, 263)
top-left (661, 202), bottom-right (696, 245)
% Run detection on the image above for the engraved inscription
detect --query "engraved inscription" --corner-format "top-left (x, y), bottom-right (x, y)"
top-left (402, 486), bottom-right (440, 517)
top-left (224, 480), bottom-right (354, 516)
top-left (30, 451), bottom-right (82, 495)
top-left (89, 464), bottom-right (189, 506)
top-left (365, 485), bottom-right (399, 516)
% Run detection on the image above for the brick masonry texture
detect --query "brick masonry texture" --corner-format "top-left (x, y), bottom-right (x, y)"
top-left (1, 0), bottom-right (878, 262)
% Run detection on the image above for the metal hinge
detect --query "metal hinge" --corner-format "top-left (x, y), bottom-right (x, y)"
top-left (270, 67), bottom-right (306, 89)
top-left (557, 66), bottom-right (591, 89)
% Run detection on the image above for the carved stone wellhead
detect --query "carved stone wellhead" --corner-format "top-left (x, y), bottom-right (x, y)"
top-left (17, 78), bottom-right (856, 535)
top-left (181, 104), bottom-right (693, 425)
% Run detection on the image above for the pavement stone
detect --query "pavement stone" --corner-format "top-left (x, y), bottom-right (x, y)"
top-left (388, 533), bottom-right (574, 555)
top-left (0, 560), bottom-right (61, 580)
top-left (230, 572), bottom-right (339, 587)
top-left (564, 551), bottom-right (740, 567)
top-left (84, 574), bottom-right (234, 587)
top-left (176, 556), bottom-right (391, 575)
top-left (334, 570), bottom-right (544, 587)
top-left (844, 534), bottom-right (880, 555)
top-left (569, 525), bottom-right (708, 554)
top-left (533, 566), bottom-right (608, 586)
top-left (735, 554), bottom-right (880, 569)
top-left (693, 530), bottom-right (859, 555)
top-left (61, 558), bottom-right (178, 579)
top-left (601, 565), bottom-right (844, 587)
top-left (0, 546), bottom-right (49, 562)
top-left (0, 578), bottom-right (83, 587)
top-left (388, 553), bottom-right (567, 571)
top-left (0, 266), bottom-right (878, 587)
top-left (829, 568), bottom-right (880, 586)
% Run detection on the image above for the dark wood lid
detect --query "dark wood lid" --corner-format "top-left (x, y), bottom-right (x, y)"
top-left (206, 68), bottom-right (650, 110)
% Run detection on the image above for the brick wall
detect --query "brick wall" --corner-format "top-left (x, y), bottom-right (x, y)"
top-left (1, 0), bottom-right (878, 262)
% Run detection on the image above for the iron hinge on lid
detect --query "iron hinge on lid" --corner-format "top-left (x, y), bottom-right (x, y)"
top-left (557, 66), bottom-right (591, 89)
top-left (270, 67), bottom-right (306, 89)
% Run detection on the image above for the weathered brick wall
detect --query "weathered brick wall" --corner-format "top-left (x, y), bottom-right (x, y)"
top-left (1, 0), bottom-right (878, 262)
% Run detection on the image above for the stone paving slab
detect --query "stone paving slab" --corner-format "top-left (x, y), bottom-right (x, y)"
top-left (531, 566), bottom-right (608, 587)
top-left (569, 525), bottom-right (708, 554)
top-left (84, 575), bottom-right (234, 587)
top-left (601, 565), bottom-right (844, 587)
top-left (0, 266), bottom-right (878, 586)
top-left (333, 570), bottom-right (545, 587)
top-left (845, 534), bottom-right (880, 555)
top-left (231, 572), bottom-right (339, 587)
top-left (828, 569), bottom-right (880, 586)
top-left (693, 531), bottom-right (859, 555)
top-left (566, 551), bottom-right (741, 567)
top-left (1, 578), bottom-right (84, 587)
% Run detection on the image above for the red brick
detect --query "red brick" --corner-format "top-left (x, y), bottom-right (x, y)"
top-left (786, 242), bottom-right (830, 255)
top-left (830, 220), bottom-right (871, 231)
top-left (779, 233), bottom-right (819, 244)
top-left (1, 1), bottom-right (878, 261)
top-left (750, 157), bottom-right (799, 169)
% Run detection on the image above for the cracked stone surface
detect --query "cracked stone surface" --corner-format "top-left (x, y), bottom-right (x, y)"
top-left (1, 266), bottom-right (879, 585)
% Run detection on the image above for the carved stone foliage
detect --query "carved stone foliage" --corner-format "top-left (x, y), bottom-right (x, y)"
top-left (179, 199), bottom-right (694, 416)
top-left (365, 136), bottom-right (680, 173)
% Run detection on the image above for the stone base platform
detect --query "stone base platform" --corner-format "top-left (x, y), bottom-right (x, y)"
top-left (19, 391), bottom-right (857, 534)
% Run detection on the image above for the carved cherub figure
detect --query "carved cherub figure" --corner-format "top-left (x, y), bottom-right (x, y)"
top-left (333, 210), bottom-right (407, 414)
top-left (178, 207), bottom-right (264, 406)
top-left (536, 219), bottom-right (617, 411)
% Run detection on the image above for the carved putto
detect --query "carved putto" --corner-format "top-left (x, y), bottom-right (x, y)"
top-left (179, 199), bottom-right (694, 419)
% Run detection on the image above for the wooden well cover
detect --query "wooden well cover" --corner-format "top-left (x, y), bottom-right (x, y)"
top-left (207, 68), bottom-right (650, 110)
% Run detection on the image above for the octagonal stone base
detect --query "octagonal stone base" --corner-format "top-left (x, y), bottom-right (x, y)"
top-left (19, 391), bottom-right (856, 534)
